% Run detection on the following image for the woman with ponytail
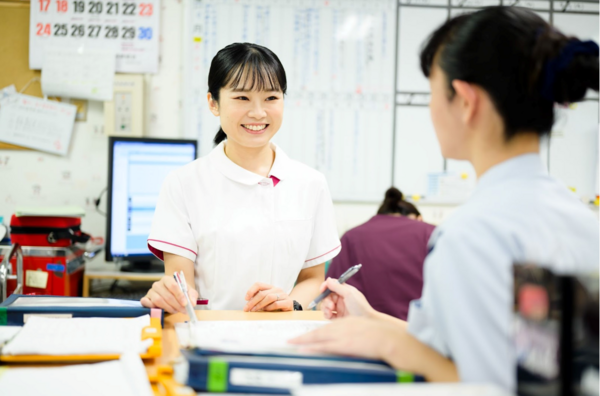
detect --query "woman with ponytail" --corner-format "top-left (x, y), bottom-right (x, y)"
top-left (143, 43), bottom-right (340, 313)
top-left (326, 187), bottom-right (434, 320)
top-left (292, 7), bottom-right (599, 391)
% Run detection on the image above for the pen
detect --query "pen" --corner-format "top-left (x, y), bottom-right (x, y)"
top-left (307, 264), bottom-right (362, 310)
top-left (174, 271), bottom-right (198, 324)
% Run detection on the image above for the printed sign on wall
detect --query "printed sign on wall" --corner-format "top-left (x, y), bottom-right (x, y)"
top-left (29, 0), bottom-right (160, 73)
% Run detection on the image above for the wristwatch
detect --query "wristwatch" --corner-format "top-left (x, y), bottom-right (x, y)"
top-left (293, 300), bottom-right (303, 311)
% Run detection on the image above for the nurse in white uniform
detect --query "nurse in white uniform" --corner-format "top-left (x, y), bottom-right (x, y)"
top-left (141, 43), bottom-right (341, 313)
top-left (291, 7), bottom-right (599, 391)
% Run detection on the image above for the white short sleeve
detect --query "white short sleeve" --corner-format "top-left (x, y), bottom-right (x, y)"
top-left (147, 171), bottom-right (198, 263)
top-left (303, 178), bottom-right (341, 268)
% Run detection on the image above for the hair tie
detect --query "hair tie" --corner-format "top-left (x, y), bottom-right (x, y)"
top-left (540, 40), bottom-right (599, 102)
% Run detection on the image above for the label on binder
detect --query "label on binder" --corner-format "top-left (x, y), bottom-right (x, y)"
top-left (25, 270), bottom-right (49, 289)
top-left (230, 369), bottom-right (303, 388)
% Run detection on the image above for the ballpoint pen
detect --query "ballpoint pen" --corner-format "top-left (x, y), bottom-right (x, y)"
top-left (307, 264), bottom-right (362, 310)
top-left (174, 271), bottom-right (198, 324)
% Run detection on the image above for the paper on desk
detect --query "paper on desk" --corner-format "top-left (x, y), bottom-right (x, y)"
top-left (292, 383), bottom-right (513, 396)
top-left (0, 326), bottom-right (21, 346)
top-left (0, 352), bottom-right (153, 396)
top-left (10, 296), bottom-right (143, 307)
top-left (176, 320), bottom-right (327, 354)
top-left (42, 47), bottom-right (115, 101)
top-left (2, 315), bottom-right (152, 356)
top-left (0, 93), bottom-right (76, 156)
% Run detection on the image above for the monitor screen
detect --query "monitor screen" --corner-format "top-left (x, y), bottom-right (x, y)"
top-left (106, 137), bottom-right (197, 262)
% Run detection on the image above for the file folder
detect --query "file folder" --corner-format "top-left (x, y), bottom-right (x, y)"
top-left (174, 350), bottom-right (422, 395)
top-left (0, 294), bottom-right (163, 327)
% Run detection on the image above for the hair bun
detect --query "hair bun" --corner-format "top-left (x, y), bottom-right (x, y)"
top-left (384, 187), bottom-right (403, 202)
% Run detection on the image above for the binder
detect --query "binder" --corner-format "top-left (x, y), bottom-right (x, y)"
top-left (0, 294), bottom-right (163, 327)
top-left (0, 316), bottom-right (162, 363)
top-left (174, 350), bottom-right (423, 395)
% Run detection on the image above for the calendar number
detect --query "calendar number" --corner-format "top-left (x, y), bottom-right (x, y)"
top-left (122, 26), bottom-right (136, 39)
top-left (73, 0), bottom-right (84, 13)
top-left (139, 3), bottom-right (153, 16)
top-left (88, 1), bottom-right (102, 14)
top-left (56, 0), bottom-right (68, 12)
top-left (39, 0), bottom-right (50, 12)
top-left (70, 24), bottom-right (85, 37)
top-left (138, 27), bottom-right (152, 40)
top-left (53, 23), bottom-right (68, 36)
top-left (123, 3), bottom-right (136, 15)
top-left (105, 26), bottom-right (119, 38)
top-left (106, 2), bottom-right (119, 14)
top-left (88, 24), bottom-right (101, 38)
top-left (36, 23), bottom-right (51, 36)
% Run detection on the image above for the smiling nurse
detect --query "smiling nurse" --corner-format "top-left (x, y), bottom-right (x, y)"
top-left (141, 43), bottom-right (341, 313)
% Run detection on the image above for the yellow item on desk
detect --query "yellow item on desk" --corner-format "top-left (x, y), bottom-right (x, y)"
top-left (0, 315), bottom-right (162, 363)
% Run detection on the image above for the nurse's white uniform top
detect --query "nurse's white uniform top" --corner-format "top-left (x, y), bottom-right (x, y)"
top-left (407, 154), bottom-right (599, 391)
top-left (147, 141), bottom-right (341, 310)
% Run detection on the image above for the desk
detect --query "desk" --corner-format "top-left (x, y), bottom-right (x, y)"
top-left (82, 270), bottom-right (163, 297)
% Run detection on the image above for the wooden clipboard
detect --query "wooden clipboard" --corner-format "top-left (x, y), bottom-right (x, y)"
top-left (0, 317), bottom-right (162, 363)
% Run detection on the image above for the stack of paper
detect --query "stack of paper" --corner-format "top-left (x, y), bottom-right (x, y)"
top-left (0, 353), bottom-right (153, 396)
top-left (2, 315), bottom-right (152, 356)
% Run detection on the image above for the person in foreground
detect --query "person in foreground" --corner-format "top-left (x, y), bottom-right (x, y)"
top-left (290, 7), bottom-right (599, 391)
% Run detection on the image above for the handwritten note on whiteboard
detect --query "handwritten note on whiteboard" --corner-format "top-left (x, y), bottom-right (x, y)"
top-left (0, 94), bottom-right (76, 156)
top-left (42, 47), bottom-right (115, 101)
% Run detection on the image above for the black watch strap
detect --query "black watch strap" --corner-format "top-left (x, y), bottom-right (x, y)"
top-left (293, 300), bottom-right (303, 311)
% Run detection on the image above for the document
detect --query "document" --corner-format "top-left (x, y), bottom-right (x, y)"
top-left (41, 47), bottom-right (115, 101)
top-left (0, 352), bottom-right (153, 396)
top-left (176, 320), bottom-right (326, 353)
top-left (0, 93), bottom-right (76, 156)
top-left (0, 326), bottom-right (21, 346)
top-left (2, 315), bottom-right (152, 356)
top-left (9, 296), bottom-right (143, 308)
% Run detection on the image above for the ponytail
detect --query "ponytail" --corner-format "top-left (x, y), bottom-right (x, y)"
top-left (377, 187), bottom-right (404, 215)
top-left (213, 128), bottom-right (227, 145)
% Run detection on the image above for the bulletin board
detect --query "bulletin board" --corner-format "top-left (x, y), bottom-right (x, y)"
top-left (0, 0), bottom-right (39, 150)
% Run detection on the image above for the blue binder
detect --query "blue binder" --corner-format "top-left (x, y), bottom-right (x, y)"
top-left (177, 350), bottom-right (422, 394)
top-left (0, 294), bottom-right (163, 327)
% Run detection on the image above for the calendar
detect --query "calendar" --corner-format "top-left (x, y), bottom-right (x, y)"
top-left (29, 0), bottom-right (160, 74)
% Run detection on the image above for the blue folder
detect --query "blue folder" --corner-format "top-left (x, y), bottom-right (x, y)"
top-left (177, 350), bottom-right (423, 394)
top-left (0, 294), bottom-right (163, 327)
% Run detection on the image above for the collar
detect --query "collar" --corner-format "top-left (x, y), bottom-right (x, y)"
top-left (475, 153), bottom-right (547, 193)
top-left (209, 141), bottom-right (290, 186)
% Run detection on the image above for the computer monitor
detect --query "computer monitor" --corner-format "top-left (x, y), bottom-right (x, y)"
top-left (106, 137), bottom-right (197, 272)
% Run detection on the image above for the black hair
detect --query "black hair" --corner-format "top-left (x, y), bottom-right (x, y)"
top-left (377, 187), bottom-right (421, 217)
top-left (208, 43), bottom-right (287, 145)
top-left (420, 7), bottom-right (599, 139)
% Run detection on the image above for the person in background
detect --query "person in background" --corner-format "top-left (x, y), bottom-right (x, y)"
top-left (141, 43), bottom-right (340, 314)
top-left (326, 187), bottom-right (434, 320)
top-left (291, 7), bottom-right (599, 391)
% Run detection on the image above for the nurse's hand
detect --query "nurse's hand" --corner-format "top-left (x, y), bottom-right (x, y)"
top-left (319, 278), bottom-right (375, 320)
top-left (141, 275), bottom-right (199, 314)
top-left (244, 283), bottom-right (293, 312)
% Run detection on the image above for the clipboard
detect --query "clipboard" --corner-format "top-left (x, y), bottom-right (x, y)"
top-left (0, 317), bottom-right (162, 363)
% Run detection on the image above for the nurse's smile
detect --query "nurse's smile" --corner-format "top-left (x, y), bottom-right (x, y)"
top-left (242, 123), bottom-right (269, 134)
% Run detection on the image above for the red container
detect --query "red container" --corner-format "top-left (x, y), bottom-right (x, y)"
top-left (10, 215), bottom-right (90, 247)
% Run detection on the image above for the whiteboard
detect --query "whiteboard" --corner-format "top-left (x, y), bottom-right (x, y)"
top-left (182, 0), bottom-right (396, 202)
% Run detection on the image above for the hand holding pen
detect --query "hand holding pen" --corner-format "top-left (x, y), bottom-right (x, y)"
top-left (174, 271), bottom-right (198, 324)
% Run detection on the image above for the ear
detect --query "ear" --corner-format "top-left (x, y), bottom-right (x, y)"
top-left (207, 93), bottom-right (220, 116)
top-left (451, 80), bottom-right (478, 124)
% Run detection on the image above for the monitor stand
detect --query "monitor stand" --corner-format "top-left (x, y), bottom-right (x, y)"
top-left (119, 259), bottom-right (164, 273)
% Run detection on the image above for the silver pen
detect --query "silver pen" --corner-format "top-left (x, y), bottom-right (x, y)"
top-left (174, 271), bottom-right (198, 324)
top-left (307, 264), bottom-right (362, 310)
